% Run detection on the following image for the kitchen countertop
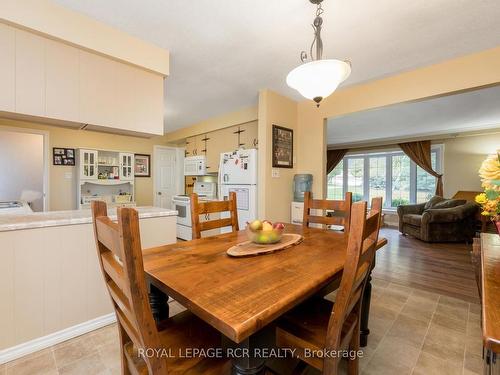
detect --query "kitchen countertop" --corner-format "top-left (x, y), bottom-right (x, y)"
top-left (0, 206), bottom-right (178, 232)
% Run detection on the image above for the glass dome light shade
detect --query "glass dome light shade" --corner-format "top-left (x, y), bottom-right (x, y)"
top-left (286, 59), bottom-right (351, 103)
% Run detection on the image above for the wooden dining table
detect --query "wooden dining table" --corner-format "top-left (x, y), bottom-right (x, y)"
top-left (143, 224), bottom-right (387, 375)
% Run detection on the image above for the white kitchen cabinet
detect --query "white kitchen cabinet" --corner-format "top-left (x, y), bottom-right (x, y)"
top-left (119, 152), bottom-right (134, 181)
top-left (15, 29), bottom-right (45, 117)
top-left (78, 149), bottom-right (98, 180)
top-left (79, 51), bottom-right (116, 128)
top-left (0, 23), bottom-right (15, 112)
top-left (45, 39), bottom-right (80, 122)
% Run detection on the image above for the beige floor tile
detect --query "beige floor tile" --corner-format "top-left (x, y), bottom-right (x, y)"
top-left (464, 351), bottom-right (483, 374)
top-left (410, 289), bottom-right (440, 303)
top-left (90, 324), bottom-right (119, 349)
top-left (434, 303), bottom-right (468, 323)
top-left (0, 364), bottom-right (5, 375)
top-left (98, 341), bottom-right (121, 370)
top-left (411, 351), bottom-right (462, 375)
top-left (371, 278), bottom-right (390, 289)
top-left (58, 351), bottom-right (108, 375)
top-left (469, 303), bottom-right (481, 315)
top-left (385, 315), bottom-right (429, 349)
top-left (400, 303), bottom-right (435, 324)
top-left (53, 333), bottom-right (100, 368)
top-left (438, 295), bottom-right (469, 309)
top-left (386, 282), bottom-right (413, 296)
top-left (466, 315), bottom-right (482, 338)
top-left (5, 349), bottom-right (57, 375)
top-left (370, 336), bottom-right (421, 369)
top-left (464, 333), bottom-right (483, 356)
top-left (430, 313), bottom-right (467, 334)
top-left (362, 348), bottom-right (413, 375)
top-left (421, 324), bottom-right (465, 364)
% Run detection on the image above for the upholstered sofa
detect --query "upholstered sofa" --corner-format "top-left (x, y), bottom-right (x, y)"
top-left (397, 196), bottom-right (479, 242)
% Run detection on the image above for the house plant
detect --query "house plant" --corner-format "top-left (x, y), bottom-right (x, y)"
top-left (476, 151), bottom-right (500, 234)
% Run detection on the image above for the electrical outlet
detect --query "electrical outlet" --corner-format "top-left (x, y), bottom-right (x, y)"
top-left (272, 169), bottom-right (280, 178)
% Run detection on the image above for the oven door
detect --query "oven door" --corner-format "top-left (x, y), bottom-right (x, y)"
top-left (173, 200), bottom-right (191, 226)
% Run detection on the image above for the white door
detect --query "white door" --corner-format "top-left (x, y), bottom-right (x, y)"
top-left (154, 147), bottom-right (183, 208)
top-left (119, 152), bottom-right (134, 181)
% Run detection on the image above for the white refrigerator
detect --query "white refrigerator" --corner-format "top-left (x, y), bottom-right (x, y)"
top-left (218, 149), bottom-right (258, 231)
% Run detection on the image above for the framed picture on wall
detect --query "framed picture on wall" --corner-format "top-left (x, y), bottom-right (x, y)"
top-left (134, 154), bottom-right (151, 177)
top-left (53, 147), bottom-right (75, 166)
top-left (272, 125), bottom-right (293, 168)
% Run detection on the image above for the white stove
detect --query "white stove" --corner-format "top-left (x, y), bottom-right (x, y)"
top-left (172, 182), bottom-right (218, 240)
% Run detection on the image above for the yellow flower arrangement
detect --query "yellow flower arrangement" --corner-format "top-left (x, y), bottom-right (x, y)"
top-left (475, 151), bottom-right (500, 222)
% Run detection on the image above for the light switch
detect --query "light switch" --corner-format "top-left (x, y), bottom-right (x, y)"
top-left (272, 169), bottom-right (280, 178)
top-left (64, 172), bottom-right (72, 179)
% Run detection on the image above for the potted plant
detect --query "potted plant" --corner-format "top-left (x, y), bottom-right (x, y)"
top-left (475, 151), bottom-right (500, 234)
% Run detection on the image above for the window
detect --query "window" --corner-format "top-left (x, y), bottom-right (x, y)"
top-left (326, 146), bottom-right (442, 208)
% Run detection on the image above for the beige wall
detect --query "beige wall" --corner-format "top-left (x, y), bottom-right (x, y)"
top-left (1, 0), bottom-right (169, 75)
top-left (443, 131), bottom-right (500, 197)
top-left (296, 46), bottom-right (500, 199)
top-left (257, 90), bottom-right (298, 222)
top-left (164, 106), bottom-right (258, 142)
top-left (0, 118), bottom-right (172, 211)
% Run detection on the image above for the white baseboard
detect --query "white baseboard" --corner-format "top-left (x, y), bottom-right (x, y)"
top-left (0, 313), bottom-right (117, 365)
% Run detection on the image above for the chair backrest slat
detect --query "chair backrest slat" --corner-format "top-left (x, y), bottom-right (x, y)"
top-left (91, 201), bottom-right (168, 374)
top-left (190, 192), bottom-right (239, 239)
top-left (323, 197), bottom-right (383, 374)
top-left (302, 191), bottom-right (353, 232)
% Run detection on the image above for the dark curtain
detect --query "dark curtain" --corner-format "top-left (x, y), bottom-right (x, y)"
top-left (399, 140), bottom-right (443, 197)
top-left (327, 149), bottom-right (348, 174)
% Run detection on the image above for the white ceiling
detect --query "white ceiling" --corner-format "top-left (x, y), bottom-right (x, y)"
top-left (53, 0), bottom-right (500, 133)
top-left (327, 85), bottom-right (500, 147)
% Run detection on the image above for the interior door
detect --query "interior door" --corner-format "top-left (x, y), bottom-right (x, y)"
top-left (154, 147), bottom-right (181, 208)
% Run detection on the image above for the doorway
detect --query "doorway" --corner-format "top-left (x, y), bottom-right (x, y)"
top-left (153, 146), bottom-right (184, 208)
top-left (0, 127), bottom-right (49, 211)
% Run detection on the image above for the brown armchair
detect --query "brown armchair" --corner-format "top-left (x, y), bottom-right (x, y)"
top-left (397, 196), bottom-right (479, 242)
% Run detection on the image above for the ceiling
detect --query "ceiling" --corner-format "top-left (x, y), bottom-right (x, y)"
top-left (327, 85), bottom-right (500, 147)
top-left (54, 0), bottom-right (500, 133)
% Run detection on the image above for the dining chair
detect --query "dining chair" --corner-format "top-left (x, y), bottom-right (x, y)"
top-left (302, 191), bottom-right (353, 233)
top-left (190, 192), bottom-right (239, 239)
top-left (91, 201), bottom-right (230, 375)
top-left (276, 197), bottom-right (383, 375)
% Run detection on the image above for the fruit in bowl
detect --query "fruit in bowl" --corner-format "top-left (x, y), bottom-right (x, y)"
top-left (246, 220), bottom-right (285, 244)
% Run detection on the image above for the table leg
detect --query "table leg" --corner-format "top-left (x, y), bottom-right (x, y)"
top-left (223, 325), bottom-right (274, 375)
top-left (149, 284), bottom-right (169, 324)
top-left (360, 269), bottom-right (373, 347)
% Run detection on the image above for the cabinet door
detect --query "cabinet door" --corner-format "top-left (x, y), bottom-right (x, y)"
top-left (0, 23), bottom-right (15, 112)
top-left (205, 131), bottom-right (219, 172)
top-left (80, 150), bottom-right (98, 180)
top-left (119, 153), bottom-right (134, 181)
top-left (240, 122), bottom-right (258, 149)
top-left (79, 51), bottom-right (116, 128)
top-left (15, 29), bottom-right (45, 116)
top-left (195, 134), bottom-right (207, 158)
top-left (185, 137), bottom-right (196, 157)
top-left (45, 39), bottom-right (80, 122)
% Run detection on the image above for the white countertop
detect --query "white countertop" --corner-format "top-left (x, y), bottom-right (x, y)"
top-left (0, 206), bottom-right (178, 232)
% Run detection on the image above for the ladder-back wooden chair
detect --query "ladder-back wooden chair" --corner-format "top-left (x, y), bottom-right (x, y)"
top-left (91, 201), bottom-right (230, 375)
top-left (276, 197), bottom-right (383, 375)
top-left (303, 191), bottom-right (353, 233)
top-left (190, 192), bottom-right (239, 239)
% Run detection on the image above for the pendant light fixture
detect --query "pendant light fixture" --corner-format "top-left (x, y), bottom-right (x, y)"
top-left (286, 0), bottom-right (351, 107)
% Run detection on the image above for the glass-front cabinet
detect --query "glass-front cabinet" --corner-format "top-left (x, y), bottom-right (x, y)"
top-left (119, 153), bottom-right (134, 181)
top-left (79, 149), bottom-right (98, 180)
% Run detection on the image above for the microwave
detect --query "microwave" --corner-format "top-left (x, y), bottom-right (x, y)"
top-left (184, 156), bottom-right (207, 176)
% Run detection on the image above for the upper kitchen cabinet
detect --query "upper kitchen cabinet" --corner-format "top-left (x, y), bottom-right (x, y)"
top-left (239, 122), bottom-right (258, 149)
top-left (0, 23), bottom-right (15, 112)
top-left (15, 29), bottom-right (45, 117)
top-left (0, 22), bottom-right (165, 136)
top-left (79, 51), bottom-right (117, 128)
top-left (185, 136), bottom-right (197, 157)
top-left (45, 40), bottom-right (80, 122)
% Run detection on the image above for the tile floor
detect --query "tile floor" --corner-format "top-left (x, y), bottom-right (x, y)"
top-left (0, 283), bottom-right (481, 375)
